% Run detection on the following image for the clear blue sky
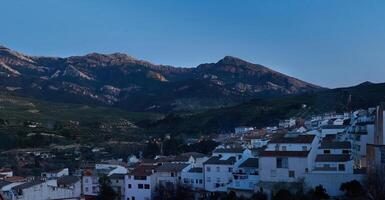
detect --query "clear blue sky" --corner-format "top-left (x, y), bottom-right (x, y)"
top-left (1, 0), bottom-right (385, 88)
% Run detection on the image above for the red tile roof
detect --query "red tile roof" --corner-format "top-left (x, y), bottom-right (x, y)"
top-left (269, 134), bottom-right (315, 144)
top-left (315, 154), bottom-right (351, 162)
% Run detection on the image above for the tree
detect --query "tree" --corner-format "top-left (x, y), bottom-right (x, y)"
top-left (313, 185), bottom-right (329, 199)
top-left (306, 185), bottom-right (329, 200)
top-left (273, 189), bottom-right (293, 200)
top-left (143, 141), bottom-right (160, 158)
top-left (252, 187), bottom-right (268, 200)
top-left (365, 167), bottom-right (385, 200)
top-left (339, 180), bottom-right (365, 198)
top-left (225, 191), bottom-right (237, 200)
top-left (97, 175), bottom-right (116, 200)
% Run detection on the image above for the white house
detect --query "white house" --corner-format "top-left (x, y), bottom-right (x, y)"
top-left (228, 158), bottom-right (259, 198)
top-left (181, 166), bottom-right (204, 190)
top-left (203, 156), bottom-right (237, 192)
top-left (155, 163), bottom-right (189, 188)
top-left (321, 125), bottom-right (348, 137)
top-left (7, 176), bottom-right (81, 200)
top-left (259, 134), bottom-right (318, 183)
top-left (125, 165), bottom-right (158, 200)
top-left (83, 164), bottom-right (127, 198)
top-left (41, 168), bottom-right (69, 179)
top-left (0, 169), bottom-right (13, 179)
top-left (307, 140), bottom-right (363, 197)
top-left (109, 174), bottom-right (125, 200)
top-left (235, 127), bottom-right (254, 134)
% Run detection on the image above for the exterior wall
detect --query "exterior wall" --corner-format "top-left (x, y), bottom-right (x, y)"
top-left (125, 174), bottom-right (156, 200)
top-left (83, 175), bottom-right (99, 196)
top-left (10, 180), bottom-right (81, 200)
top-left (305, 173), bottom-right (364, 197)
top-left (156, 171), bottom-right (181, 188)
top-left (265, 143), bottom-right (311, 151)
top-left (317, 149), bottom-right (349, 155)
top-left (251, 139), bottom-right (269, 148)
top-left (111, 178), bottom-right (125, 200)
top-left (0, 171), bottom-right (13, 178)
top-left (375, 107), bottom-right (385, 145)
top-left (321, 128), bottom-right (345, 137)
top-left (41, 168), bottom-right (69, 179)
top-left (314, 160), bottom-right (354, 173)
top-left (259, 157), bottom-right (309, 182)
top-left (204, 164), bottom-right (234, 192)
top-left (181, 171), bottom-right (204, 190)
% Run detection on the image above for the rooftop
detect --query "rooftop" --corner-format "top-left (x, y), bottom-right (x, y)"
top-left (13, 180), bottom-right (44, 190)
top-left (319, 141), bottom-right (351, 149)
top-left (321, 125), bottom-right (348, 129)
top-left (4, 176), bottom-right (25, 183)
top-left (204, 156), bottom-right (237, 165)
top-left (130, 165), bottom-right (157, 176)
top-left (238, 158), bottom-right (259, 168)
top-left (213, 148), bottom-right (244, 154)
top-left (57, 176), bottom-right (79, 185)
top-left (315, 154), bottom-right (351, 162)
top-left (156, 163), bottom-right (189, 173)
top-left (269, 134), bottom-right (315, 144)
top-left (188, 167), bottom-right (203, 173)
top-left (109, 173), bottom-right (125, 180)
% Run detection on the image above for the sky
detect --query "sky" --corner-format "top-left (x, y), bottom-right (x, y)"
top-left (1, 0), bottom-right (385, 88)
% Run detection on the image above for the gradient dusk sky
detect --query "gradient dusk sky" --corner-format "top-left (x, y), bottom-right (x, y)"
top-left (1, 0), bottom-right (385, 88)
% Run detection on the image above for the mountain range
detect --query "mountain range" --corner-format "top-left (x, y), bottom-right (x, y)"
top-left (0, 46), bottom-right (321, 112)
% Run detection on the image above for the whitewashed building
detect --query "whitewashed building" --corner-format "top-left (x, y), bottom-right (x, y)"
top-left (125, 165), bottom-right (158, 200)
top-left (259, 134), bottom-right (318, 183)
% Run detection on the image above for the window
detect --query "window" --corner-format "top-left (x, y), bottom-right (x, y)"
top-left (282, 146), bottom-right (287, 151)
top-left (127, 198), bottom-right (130, 200)
top-left (238, 155), bottom-right (242, 160)
top-left (144, 184), bottom-right (150, 189)
top-left (171, 172), bottom-right (175, 177)
top-left (216, 167), bottom-right (220, 172)
top-left (85, 187), bottom-right (89, 192)
top-left (128, 184), bottom-right (132, 189)
top-left (289, 171), bottom-right (295, 178)
top-left (276, 157), bottom-right (288, 168)
top-left (138, 184), bottom-right (143, 189)
top-left (132, 197), bottom-right (135, 200)
top-left (199, 179), bottom-right (203, 184)
top-left (338, 164), bottom-right (345, 171)
top-left (195, 179), bottom-right (198, 184)
top-left (216, 177), bottom-right (221, 183)
top-left (271, 170), bottom-right (277, 177)
top-left (302, 146), bottom-right (308, 151)
top-left (323, 150), bottom-right (331, 154)
top-left (228, 167), bottom-right (233, 172)
top-left (183, 178), bottom-right (189, 184)
top-left (206, 167), bottom-right (211, 172)
top-left (207, 177), bottom-right (211, 182)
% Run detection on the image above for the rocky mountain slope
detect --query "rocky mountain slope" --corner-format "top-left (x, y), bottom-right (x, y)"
top-left (0, 46), bottom-right (322, 112)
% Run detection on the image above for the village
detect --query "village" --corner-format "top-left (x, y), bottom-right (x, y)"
top-left (0, 102), bottom-right (384, 200)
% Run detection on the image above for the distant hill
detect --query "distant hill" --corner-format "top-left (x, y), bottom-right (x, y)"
top-left (0, 46), bottom-right (322, 112)
top-left (147, 82), bottom-right (385, 135)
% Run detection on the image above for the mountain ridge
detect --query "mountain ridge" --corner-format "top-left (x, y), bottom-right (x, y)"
top-left (0, 46), bottom-right (323, 112)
